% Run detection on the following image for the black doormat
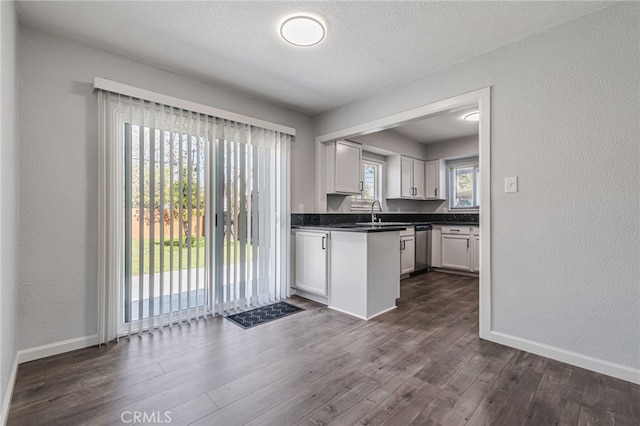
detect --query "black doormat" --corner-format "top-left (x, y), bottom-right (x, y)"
top-left (224, 301), bottom-right (304, 329)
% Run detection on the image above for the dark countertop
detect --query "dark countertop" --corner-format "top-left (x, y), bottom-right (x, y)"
top-left (292, 222), bottom-right (478, 232)
top-left (292, 224), bottom-right (407, 233)
top-left (430, 222), bottom-right (479, 226)
top-left (291, 212), bottom-right (478, 227)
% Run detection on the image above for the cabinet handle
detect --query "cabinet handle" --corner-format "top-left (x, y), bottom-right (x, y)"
top-left (435, 187), bottom-right (438, 197)
top-left (400, 240), bottom-right (405, 251)
top-left (413, 187), bottom-right (417, 196)
top-left (322, 236), bottom-right (326, 250)
top-left (359, 181), bottom-right (363, 192)
top-left (467, 238), bottom-right (469, 248)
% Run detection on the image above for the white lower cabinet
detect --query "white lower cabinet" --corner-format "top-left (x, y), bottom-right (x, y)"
top-left (399, 227), bottom-right (415, 276)
top-left (441, 234), bottom-right (470, 270)
top-left (400, 236), bottom-right (415, 275)
top-left (471, 234), bottom-right (480, 273)
top-left (294, 231), bottom-right (329, 296)
top-left (431, 227), bottom-right (442, 268)
top-left (439, 226), bottom-right (479, 273)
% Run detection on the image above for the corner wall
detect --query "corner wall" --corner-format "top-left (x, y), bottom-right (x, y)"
top-left (314, 3), bottom-right (640, 380)
top-left (0, 0), bottom-right (19, 422)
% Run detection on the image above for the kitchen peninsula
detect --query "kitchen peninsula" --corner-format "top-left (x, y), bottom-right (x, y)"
top-left (292, 224), bottom-right (405, 320)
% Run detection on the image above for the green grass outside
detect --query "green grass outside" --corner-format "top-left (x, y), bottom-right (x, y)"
top-left (131, 238), bottom-right (252, 276)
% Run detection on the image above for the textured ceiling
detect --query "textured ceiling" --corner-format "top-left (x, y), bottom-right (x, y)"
top-left (17, 1), bottom-right (611, 115)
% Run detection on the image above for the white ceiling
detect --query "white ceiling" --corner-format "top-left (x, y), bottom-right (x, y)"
top-left (16, 1), bottom-right (611, 116)
top-left (390, 106), bottom-right (479, 144)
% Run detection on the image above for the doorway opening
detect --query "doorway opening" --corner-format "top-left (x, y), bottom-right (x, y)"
top-left (314, 87), bottom-right (492, 339)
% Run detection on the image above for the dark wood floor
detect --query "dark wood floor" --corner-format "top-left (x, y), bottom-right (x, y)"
top-left (8, 272), bottom-right (640, 425)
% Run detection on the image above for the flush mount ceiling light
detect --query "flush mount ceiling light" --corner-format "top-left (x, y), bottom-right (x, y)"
top-left (464, 111), bottom-right (480, 122)
top-left (280, 15), bottom-right (325, 47)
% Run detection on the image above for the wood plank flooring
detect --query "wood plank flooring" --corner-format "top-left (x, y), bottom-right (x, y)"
top-left (8, 272), bottom-right (640, 425)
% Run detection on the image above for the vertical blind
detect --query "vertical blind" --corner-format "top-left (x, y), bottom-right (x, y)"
top-left (97, 89), bottom-right (292, 343)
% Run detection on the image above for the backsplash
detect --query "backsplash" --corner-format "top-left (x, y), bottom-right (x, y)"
top-left (291, 212), bottom-right (479, 226)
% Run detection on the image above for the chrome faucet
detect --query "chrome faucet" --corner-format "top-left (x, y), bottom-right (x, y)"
top-left (371, 200), bottom-right (382, 223)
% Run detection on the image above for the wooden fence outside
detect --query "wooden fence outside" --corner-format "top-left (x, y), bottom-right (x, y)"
top-left (132, 208), bottom-right (205, 240)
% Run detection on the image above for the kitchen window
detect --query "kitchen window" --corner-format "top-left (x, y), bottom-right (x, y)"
top-left (351, 160), bottom-right (382, 210)
top-left (448, 161), bottom-right (479, 210)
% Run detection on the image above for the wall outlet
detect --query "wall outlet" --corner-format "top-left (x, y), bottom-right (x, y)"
top-left (342, 206), bottom-right (348, 212)
top-left (505, 176), bottom-right (518, 193)
top-left (298, 203), bottom-right (304, 212)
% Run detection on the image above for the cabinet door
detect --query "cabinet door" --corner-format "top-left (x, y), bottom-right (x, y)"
top-left (334, 141), bottom-right (362, 193)
top-left (412, 160), bottom-right (425, 199)
top-left (441, 234), bottom-right (470, 270)
top-left (431, 228), bottom-right (442, 268)
top-left (400, 156), bottom-right (414, 198)
top-left (294, 232), bottom-right (328, 296)
top-left (471, 235), bottom-right (480, 272)
top-left (400, 236), bottom-right (415, 275)
top-left (425, 160), bottom-right (446, 200)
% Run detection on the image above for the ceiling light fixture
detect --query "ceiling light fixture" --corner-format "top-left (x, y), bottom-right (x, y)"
top-left (464, 111), bottom-right (480, 122)
top-left (280, 15), bottom-right (325, 47)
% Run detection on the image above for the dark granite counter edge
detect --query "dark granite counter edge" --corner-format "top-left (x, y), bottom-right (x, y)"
top-left (291, 213), bottom-right (478, 227)
top-left (292, 225), bottom-right (408, 233)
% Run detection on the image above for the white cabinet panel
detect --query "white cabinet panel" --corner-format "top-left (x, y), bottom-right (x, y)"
top-left (425, 159), bottom-right (446, 200)
top-left (401, 156), bottom-right (413, 198)
top-left (400, 236), bottom-right (415, 275)
top-left (387, 156), bottom-right (426, 199)
top-left (431, 227), bottom-right (442, 268)
top-left (294, 231), bottom-right (329, 296)
top-left (326, 140), bottom-right (362, 194)
top-left (413, 159), bottom-right (425, 199)
top-left (441, 234), bottom-right (470, 270)
top-left (471, 235), bottom-right (480, 273)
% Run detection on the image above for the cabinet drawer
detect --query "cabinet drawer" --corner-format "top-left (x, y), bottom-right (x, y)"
top-left (441, 226), bottom-right (470, 235)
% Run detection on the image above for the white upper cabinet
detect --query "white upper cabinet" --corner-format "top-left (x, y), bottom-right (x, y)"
top-left (387, 155), bottom-right (426, 199)
top-left (400, 156), bottom-right (413, 198)
top-left (425, 159), bottom-right (447, 200)
top-left (326, 140), bottom-right (362, 195)
top-left (413, 159), bottom-right (425, 199)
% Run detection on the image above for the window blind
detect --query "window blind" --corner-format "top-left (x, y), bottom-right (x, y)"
top-left (97, 89), bottom-right (292, 343)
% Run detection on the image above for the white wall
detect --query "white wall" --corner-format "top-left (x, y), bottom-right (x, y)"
top-left (17, 26), bottom-right (315, 350)
top-left (0, 0), bottom-right (19, 419)
top-left (315, 3), bottom-right (640, 374)
top-left (424, 135), bottom-right (478, 160)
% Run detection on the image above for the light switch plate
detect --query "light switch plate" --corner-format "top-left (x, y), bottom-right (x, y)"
top-left (505, 176), bottom-right (518, 193)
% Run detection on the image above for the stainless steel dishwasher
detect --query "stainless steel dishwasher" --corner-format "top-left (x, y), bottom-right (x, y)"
top-left (415, 224), bottom-right (432, 272)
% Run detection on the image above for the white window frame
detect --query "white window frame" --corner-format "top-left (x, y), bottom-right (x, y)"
top-left (448, 160), bottom-right (480, 211)
top-left (351, 159), bottom-right (383, 210)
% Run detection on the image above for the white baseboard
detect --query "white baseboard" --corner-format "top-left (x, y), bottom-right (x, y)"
top-left (17, 334), bottom-right (98, 364)
top-left (1, 353), bottom-right (18, 426)
top-left (328, 305), bottom-right (397, 321)
top-left (487, 330), bottom-right (640, 385)
top-left (292, 288), bottom-right (329, 306)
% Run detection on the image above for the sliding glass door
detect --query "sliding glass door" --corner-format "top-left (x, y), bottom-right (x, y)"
top-left (122, 110), bottom-right (210, 334)
top-left (102, 95), bottom-right (291, 337)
